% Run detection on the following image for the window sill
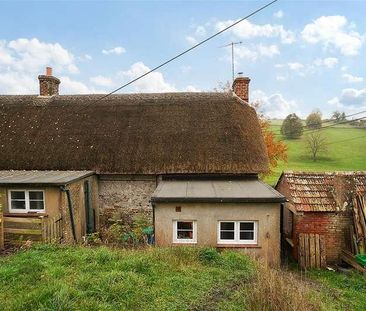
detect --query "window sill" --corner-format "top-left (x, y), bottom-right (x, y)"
top-left (4, 213), bottom-right (48, 218)
top-left (216, 244), bottom-right (261, 248)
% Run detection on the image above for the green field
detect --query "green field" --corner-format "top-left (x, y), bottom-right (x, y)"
top-left (266, 122), bottom-right (366, 185)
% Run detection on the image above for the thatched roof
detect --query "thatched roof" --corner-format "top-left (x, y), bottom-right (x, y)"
top-left (0, 92), bottom-right (268, 174)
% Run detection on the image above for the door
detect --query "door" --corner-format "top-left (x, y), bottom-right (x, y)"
top-left (84, 180), bottom-right (95, 234)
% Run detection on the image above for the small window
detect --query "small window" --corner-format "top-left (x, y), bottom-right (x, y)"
top-left (218, 221), bottom-right (257, 245)
top-left (173, 220), bottom-right (197, 243)
top-left (9, 190), bottom-right (45, 213)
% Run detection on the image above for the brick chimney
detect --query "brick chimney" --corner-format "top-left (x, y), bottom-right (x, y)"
top-left (232, 72), bottom-right (250, 103)
top-left (38, 67), bottom-right (60, 96)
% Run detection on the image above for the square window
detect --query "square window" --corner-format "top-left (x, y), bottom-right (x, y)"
top-left (218, 221), bottom-right (257, 245)
top-left (9, 190), bottom-right (45, 213)
top-left (173, 220), bottom-right (196, 243)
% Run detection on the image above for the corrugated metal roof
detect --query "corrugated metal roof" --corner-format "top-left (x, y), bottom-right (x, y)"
top-left (0, 170), bottom-right (94, 185)
top-left (277, 171), bottom-right (366, 212)
top-left (151, 179), bottom-right (285, 203)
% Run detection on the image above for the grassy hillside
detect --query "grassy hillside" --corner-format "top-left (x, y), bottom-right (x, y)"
top-left (266, 122), bottom-right (366, 185)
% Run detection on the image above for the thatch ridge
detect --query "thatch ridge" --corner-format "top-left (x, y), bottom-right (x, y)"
top-left (0, 92), bottom-right (268, 174)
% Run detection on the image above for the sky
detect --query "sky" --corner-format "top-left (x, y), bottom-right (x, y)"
top-left (0, 0), bottom-right (366, 118)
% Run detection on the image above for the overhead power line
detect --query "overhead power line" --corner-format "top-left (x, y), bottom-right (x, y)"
top-left (87, 0), bottom-right (278, 105)
top-left (271, 109), bottom-right (366, 134)
top-left (273, 115), bottom-right (366, 137)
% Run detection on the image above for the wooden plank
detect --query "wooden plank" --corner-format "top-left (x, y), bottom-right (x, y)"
top-left (4, 228), bottom-right (42, 235)
top-left (341, 250), bottom-right (366, 275)
top-left (320, 235), bottom-right (326, 268)
top-left (309, 234), bottom-right (316, 268)
top-left (0, 213), bottom-right (4, 250)
top-left (315, 234), bottom-right (321, 268)
top-left (305, 234), bottom-right (310, 269)
top-left (4, 217), bottom-right (42, 224)
top-left (299, 234), bottom-right (305, 269)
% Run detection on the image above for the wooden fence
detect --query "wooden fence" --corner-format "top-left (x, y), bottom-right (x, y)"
top-left (0, 213), bottom-right (63, 247)
top-left (298, 233), bottom-right (326, 269)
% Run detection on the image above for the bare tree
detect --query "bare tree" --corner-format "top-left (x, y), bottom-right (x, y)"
top-left (305, 132), bottom-right (327, 161)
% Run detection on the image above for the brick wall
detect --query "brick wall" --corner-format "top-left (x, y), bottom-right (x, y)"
top-left (293, 211), bottom-right (352, 264)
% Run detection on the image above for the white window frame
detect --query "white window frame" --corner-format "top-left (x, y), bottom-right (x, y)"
top-left (217, 221), bottom-right (258, 245)
top-left (8, 190), bottom-right (46, 213)
top-left (173, 220), bottom-right (197, 244)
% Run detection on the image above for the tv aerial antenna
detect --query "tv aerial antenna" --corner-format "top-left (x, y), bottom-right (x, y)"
top-left (220, 41), bottom-right (243, 82)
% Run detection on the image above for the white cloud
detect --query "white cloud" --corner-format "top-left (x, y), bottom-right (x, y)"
top-left (195, 25), bottom-right (206, 37)
top-left (342, 73), bottom-right (364, 83)
top-left (302, 16), bottom-right (363, 55)
top-left (102, 46), bottom-right (126, 55)
top-left (233, 44), bottom-right (279, 62)
top-left (184, 85), bottom-right (200, 92)
top-left (252, 89), bottom-right (298, 119)
top-left (90, 75), bottom-right (114, 87)
top-left (276, 75), bottom-right (287, 81)
top-left (216, 19), bottom-right (295, 44)
top-left (341, 65), bottom-right (348, 72)
top-left (313, 57), bottom-right (338, 68)
top-left (0, 38), bottom-right (78, 74)
top-left (328, 87), bottom-right (366, 109)
top-left (276, 62), bottom-right (304, 70)
top-left (274, 10), bottom-right (284, 19)
top-left (60, 76), bottom-right (106, 94)
top-left (119, 61), bottom-right (177, 93)
top-left (0, 72), bottom-right (37, 94)
top-left (185, 36), bottom-right (198, 45)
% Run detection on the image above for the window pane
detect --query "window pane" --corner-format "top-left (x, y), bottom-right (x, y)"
top-left (240, 222), bottom-right (254, 231)
top-left (11, 200), bottom-right (26, 210)
top-left (29, 191), bottom-right (44, 200)
top-left (11, 191), bottom-right (25, 200)
top-left (240, 231), bottom-right (254, 240)
top-left (30, 201), bottom-right (45, 210)
top-left (220, 222), bottom-right (234, 230)
top-left (220, 231), bottom-right (235, 240)
top-left (177, 221), bottom-right (193, 230)
top-left (177, 230), bottom-right (193, 239)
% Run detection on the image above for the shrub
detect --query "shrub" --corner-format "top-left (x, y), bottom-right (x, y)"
top-left (198, 248), bottom-right (220, 264)
top-left (306, 111), bottom-right (322, 129)
top-left (281, 113), bottom-right (303, 139)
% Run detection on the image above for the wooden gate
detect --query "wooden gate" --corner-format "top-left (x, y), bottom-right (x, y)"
top-left (298, 233), bottom-right (326, 269)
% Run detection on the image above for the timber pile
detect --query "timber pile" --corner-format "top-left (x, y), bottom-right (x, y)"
top-left (350, 195), bottom-right (366, 255)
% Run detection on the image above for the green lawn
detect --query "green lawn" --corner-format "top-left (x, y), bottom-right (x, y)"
top-left (0, 245), bottom-right (254, 311)
top-left (308, 269), bottom-right (366, 311)
top-left (266, 123), bottom-right (366, 185)
top-left (1, 245), bottom-right (365, 310)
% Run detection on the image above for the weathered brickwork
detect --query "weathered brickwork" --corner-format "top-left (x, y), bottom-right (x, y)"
top-left (98, 178), bottom-right (157, 226)
top-left (292, 211), bottom-right (352, 264)
top-left (232, 76), bottom-right (250, 102)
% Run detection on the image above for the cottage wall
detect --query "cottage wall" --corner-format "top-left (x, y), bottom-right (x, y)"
top-left (98, 175), bottom-right (157, 226)
top-left (154, 202), bottom-right (281, 267)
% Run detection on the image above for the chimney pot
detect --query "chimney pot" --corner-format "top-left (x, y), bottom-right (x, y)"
top-left (232, 74), bottom-right (250, 103)
top-left (38, 67), bottom-right (60, 96)
top-left (46, 67), bottom-right (53, 76)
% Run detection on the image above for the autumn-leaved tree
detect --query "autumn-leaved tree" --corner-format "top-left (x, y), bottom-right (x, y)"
top-left (214, 82), bottom-right (287, 175)
top-left (251, 101), bottom-right (288, 175)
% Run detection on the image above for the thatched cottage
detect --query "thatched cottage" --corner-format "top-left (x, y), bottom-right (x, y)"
top-left (0, 68), bottom-right (284, 264)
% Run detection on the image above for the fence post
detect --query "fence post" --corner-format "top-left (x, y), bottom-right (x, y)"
top-left (0, 212), bottom-right (4, 250)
